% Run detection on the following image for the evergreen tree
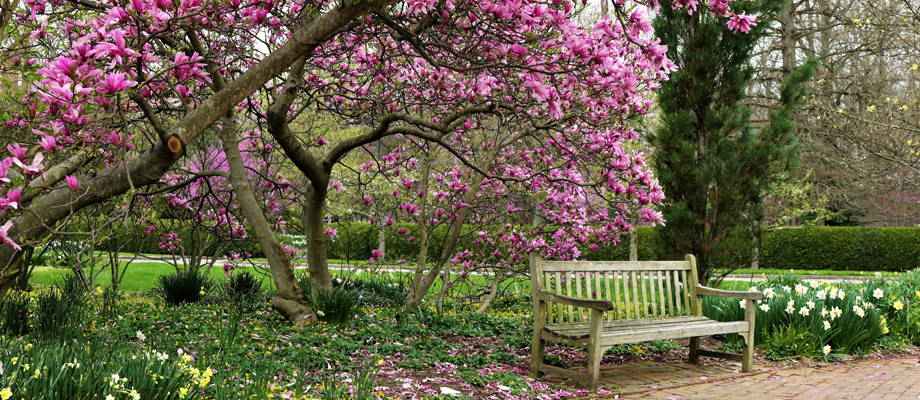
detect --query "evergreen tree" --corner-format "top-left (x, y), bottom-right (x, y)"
top-left (652, 0), bottom-right (816, 281)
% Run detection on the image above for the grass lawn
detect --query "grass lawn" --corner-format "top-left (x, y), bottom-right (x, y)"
top-left (29, 263), bottom-right (277, 292)
top-left (28, 262), bottom-right (483, 294)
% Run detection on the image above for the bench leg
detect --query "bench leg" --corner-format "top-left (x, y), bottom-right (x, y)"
top-left (743, 298), bottom-right (755, 372)
top-left (587, 309), bottom-right (604, 392)
top-left (742, 332), bottom-right (754, 372)
top-left (688, 337), bottom-right (701, 364)
top-left (531, 302), bottom-right (547, 378)
top-left (530, 334), bottom-right (544, 377)
top-left (587, 344), bottom-right (602, 392)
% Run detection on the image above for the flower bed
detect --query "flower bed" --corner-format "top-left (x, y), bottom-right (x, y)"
top-left (705, 270), bottom-right (920, 359)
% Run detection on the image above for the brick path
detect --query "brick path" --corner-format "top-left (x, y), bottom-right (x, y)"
top-left (542, 355), bottom-right (920, 399)
top-left (630, 357), bottom-right (920, 399)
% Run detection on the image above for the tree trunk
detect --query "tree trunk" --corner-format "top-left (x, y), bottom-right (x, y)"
top-left (218, 117), bottom-right (313, 323)
top-left (751, 217), bottom-right (761, 269)
top-left (304, 183), bottom-right (333, 290)
top-left (409, 154), bottom-right (433, 303)
top-left (405, 173), bottom-right (485, 307)
top-left (629, 216), bottom-right (639, 261)
top-left (375, 141), bottom-right (386, 262)
top-left (781, 0), bottom-right (796, 76)
top-left (476, 269), bottom-right (500, 313)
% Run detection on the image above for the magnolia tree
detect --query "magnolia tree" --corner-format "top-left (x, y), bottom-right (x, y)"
top-left (0, 0), bottom-right (756, 322)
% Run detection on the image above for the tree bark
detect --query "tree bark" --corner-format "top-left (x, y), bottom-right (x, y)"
top-left (217, 117), bottom-right (313, 323)
top-left (405, 173), bottom-right (485, 307)
top-left (409, 153), bottom-right (433, 303)
top-left (629, 215), bottom-right (639, 261)
top-left (304, 183), bottom-right (333, 290)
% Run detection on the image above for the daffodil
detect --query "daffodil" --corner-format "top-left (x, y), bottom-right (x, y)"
top-left (199, 367), bottom-right (214, 388)
top-left (823, 345), bottom-right (832, 356)
top-left (0, 387), bottom-right (12, 400)
top-left (893, 300), bottom-right (904, 311)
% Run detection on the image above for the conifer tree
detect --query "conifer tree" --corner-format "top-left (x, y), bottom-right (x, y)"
top-left (652, 0), bottom-right (816, 281)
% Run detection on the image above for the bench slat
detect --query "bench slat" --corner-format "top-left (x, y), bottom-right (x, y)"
top-left (633, 271), bottom-right (642, 319)
top-left (565, 271), bottom-right (574, 322)
top-left (599, 321), bottom-right (748, 346)
top-left (546, 316), bottom-right (710, 333)
top-left (544, 318), bottom-right (748, 345)
top-left (657, 270), bottom-right (667, 317)
top-left (540, 261), bottom-right (691, 272)
top-left (611, 272), bottom-right (621, 319)
top-left (680, 269), bottom-right (690, 316)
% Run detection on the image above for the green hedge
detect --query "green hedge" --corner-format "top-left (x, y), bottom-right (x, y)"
top-left (97, 222), bottom-right (920, 272)
top-left (761, 227), bottom-right (920, 271)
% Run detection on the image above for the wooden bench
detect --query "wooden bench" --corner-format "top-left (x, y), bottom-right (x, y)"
top-left (529, 254), bottom-right (762, 391)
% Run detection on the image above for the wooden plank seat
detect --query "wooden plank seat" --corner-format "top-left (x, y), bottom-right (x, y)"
top-left (529, 254), bottom-right (763, 392)
top-left (544, 317), bottom-right (749, 345)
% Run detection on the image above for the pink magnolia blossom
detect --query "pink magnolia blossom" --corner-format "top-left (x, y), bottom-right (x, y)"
top-left (727, 13), bottom-right (757, 33)
top-left (0, 158), bottom-right (12, 183)
top-left (38, 136), bottom-right (58, 152)
top-left (223, 262), bottom-right (235, 277)
top-left (369, 248), bottom-right (384, 262)
top-left (0, 187), bottom-right (22, 210)
top-left (0, 221), bottom-right (20, 251)
top-left (7, 144), bottom-right (27, 160)
top-left (13, 153), bottom-right (44, 175)
top-left (708, 0), bottom-right (730, 16)
top-left (65, 175), bottom-right (80, 191)
top-left (97, 72), bottom-right (136, 94)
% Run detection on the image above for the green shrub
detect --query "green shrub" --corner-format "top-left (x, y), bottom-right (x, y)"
top-left (33, 288), bottom-right (85, 340)
top-left (762, 227), bottom-right (920, 271)
top-left (297, 272), bottom-right (361, 323)
top-left (222, 271), bottom-right (263, 304)
top-left (763, 325), bottom-right (820, 359)
top-left (339, 275), bottom-right (408, 307)
top-left (158, 269), bottom-right (211, 306)
top-left (0, 291), bottom-right (31, 336)
top-left (311, 286), bottom-right (360, 324)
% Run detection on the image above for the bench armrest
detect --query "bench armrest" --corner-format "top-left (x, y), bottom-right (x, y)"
top-left (696, 285), bottom-right (764, 301)
top-left (537, 291), bottom-right (614, 311)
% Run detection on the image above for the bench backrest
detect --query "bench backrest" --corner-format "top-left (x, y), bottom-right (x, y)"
top-left (530, 255), bottom-right (702, 324)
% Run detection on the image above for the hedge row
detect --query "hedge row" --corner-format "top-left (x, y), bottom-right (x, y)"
top-left (97, 223), bottom-right (920, 271)
top-left (760, 227), bottom-right (920, 271)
